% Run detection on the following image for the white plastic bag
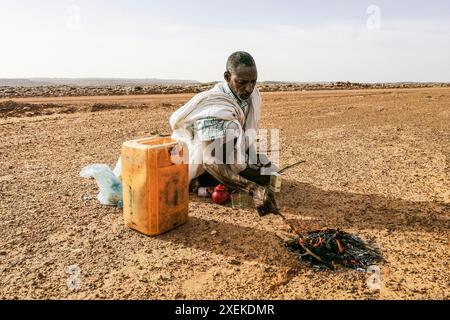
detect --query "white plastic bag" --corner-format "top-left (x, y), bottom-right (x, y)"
top-left (113, 157), bottom-right (122, 180)
top-left (80, 164), bottom-right (123, 208)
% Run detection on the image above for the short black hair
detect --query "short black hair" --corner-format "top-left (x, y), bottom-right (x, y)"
top-left (226, 51), bottom-right (256, 73)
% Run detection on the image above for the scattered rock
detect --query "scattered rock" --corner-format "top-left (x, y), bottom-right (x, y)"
top-left (158, 273), bottom-right (172, 281)
top-left (1, 82), bottom-right (448, 99)
top-left (229, 259), bottom-right (241, 266)
top-left (174, 292), bottom-right (185, 299)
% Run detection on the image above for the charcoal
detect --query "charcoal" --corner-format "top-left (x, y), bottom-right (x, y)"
top-left (279, 214), bottom-right (382, 270)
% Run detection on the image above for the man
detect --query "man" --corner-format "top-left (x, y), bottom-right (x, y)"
top-left (170, 51), bottom-right (279, 216)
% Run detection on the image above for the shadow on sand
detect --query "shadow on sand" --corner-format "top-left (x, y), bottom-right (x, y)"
top-left (158, 179), bottom-right (448, 267)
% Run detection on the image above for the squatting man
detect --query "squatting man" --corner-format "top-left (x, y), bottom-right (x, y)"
top-left (169, 51), bottom-right (280, 216)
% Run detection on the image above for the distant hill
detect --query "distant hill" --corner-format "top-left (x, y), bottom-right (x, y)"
top-left (0, 78), bottom-right (200, 87)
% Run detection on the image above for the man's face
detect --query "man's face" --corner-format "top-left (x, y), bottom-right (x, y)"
top-left (224, 65), bottom-right (258, 101)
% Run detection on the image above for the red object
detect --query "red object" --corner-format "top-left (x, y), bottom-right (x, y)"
top-left (211, 185), bottom-right (230, 204)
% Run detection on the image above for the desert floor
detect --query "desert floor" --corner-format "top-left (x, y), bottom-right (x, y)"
top-left (0, 88), bottom-right (449, 299)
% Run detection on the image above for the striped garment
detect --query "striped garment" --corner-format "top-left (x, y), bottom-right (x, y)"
top-left (194, 82), bottom-right (250, 141)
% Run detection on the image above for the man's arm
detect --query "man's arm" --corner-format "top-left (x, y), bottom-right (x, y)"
top-left (201, 139), bottom-right (279, 216)
top-left (203, 163), bottom-right (278, 216)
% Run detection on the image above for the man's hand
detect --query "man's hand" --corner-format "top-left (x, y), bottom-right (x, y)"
top-left (251, 186), bottom-right (280, 216)
top-left (201, 140), bottom-right (279, 217)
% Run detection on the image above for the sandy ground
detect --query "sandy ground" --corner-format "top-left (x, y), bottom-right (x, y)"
top-left (0, 88), bottom-right (449, 300)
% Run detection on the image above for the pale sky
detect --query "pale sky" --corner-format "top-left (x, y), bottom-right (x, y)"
top-left (0, 0), bottom-right (449, 82)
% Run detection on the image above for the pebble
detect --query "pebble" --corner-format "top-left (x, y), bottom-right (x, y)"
top-left (174, 292), bottom-right (184, 299)
top-left (229, 259), bottom-right (241, 266)
top-left (159, 273), bottom-right (172, 281)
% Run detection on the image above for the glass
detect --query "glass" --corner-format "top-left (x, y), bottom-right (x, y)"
top-left (231, 192), bottom-right (253, 209)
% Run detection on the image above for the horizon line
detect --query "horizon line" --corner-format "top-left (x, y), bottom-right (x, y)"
top-left (0, 77), bottom-right (449, 85)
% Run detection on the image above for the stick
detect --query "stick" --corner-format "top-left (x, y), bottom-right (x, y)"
top-left (278, 160), bottom-right (306, 174)
top-left (278, 212), bottom-right (300, 233)
top-left (278, 212), bottom-right (305, 234)
top-left (301, 245), bottom-right (324, 263)
top-left (278, 212), bottom-right (324, 263)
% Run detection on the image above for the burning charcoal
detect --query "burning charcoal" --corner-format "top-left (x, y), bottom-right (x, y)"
top-left (279, 213), bottom-right (382, 270)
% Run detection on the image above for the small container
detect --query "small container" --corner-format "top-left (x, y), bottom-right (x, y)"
top-left (198, 187), bottom-right (213, 197)
top-left (212, 185), bottom-right (231, 204)
top-left (231, 192), bottom-right (253, 209)
top-left (269, 172), bottom-right (282, 193)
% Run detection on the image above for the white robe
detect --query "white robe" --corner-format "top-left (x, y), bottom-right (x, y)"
top-left (169, 82), bottom-right (261, 182)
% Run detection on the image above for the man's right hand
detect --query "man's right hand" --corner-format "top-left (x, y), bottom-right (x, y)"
top-left (251, 186), bottom-right (280, 216)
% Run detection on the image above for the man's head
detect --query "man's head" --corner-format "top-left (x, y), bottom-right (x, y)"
top-left (224, 51), bottom-right (257, 101)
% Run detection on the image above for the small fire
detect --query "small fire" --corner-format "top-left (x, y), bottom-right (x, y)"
top-left (279, 213), bottom-right (382, 270)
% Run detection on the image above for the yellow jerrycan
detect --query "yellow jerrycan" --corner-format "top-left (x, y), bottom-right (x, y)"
top-left (121, 136), bottom-right (189, 236)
